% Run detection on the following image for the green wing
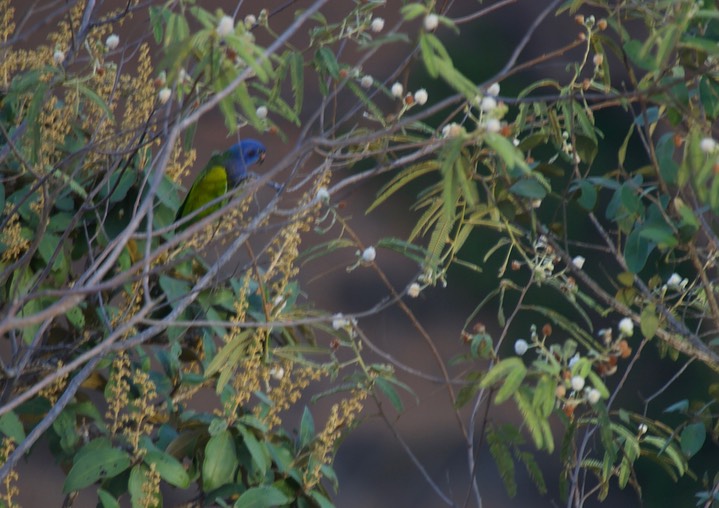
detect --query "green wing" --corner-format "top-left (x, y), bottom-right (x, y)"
top-left (176, 158), bottom-right (229, 225)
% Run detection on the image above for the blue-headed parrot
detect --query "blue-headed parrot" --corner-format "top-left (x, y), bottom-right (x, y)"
top-left (176, 139), bottom-right (267, 226)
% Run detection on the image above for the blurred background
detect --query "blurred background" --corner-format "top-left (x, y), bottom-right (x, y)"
top-left (9, 1), bottom-right (716, 506)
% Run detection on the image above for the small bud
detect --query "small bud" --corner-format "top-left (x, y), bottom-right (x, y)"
top-left (408, 282), bottom-right (421, 298)
top-left (572, 255), bottom-right (586, 269)
top-left (332, 313), bottom-right (349, 330)
top-left (542, 323), bottom-right (552, 337)
top-left (53, 49), bottom-right (65, 65)
top-left (360, 75), bottom-right (373, 89)
top-left (555, 385), bottom-right (567, 398)
top-left (424, 13), bottom-right (439, 31)
top-left (571, 375), bottom-right (585, 391)
top-left (244, 14), bottom-right (257, 27)
top-left (255, 105), bottom-right (268, 119)
top-left (370, 17), bottom-right (385, 33)
top-left (487, 82), bottom-right (500, 97)
top-left (700, 137), bottom-right (717, 154)
top-left (414, 88), bottom-right (428, 105)
top-left (618, 317), bottom-right (634, 337)
top-left (577, 32), bottom-right (587, 41)
top-left (592, 53), bottom-right (604, 66)
top-left (587, 388), bottom-right (601, 404)
top-left (316, 186), bottom-right (330, 203)
top-left (441, 122), bottom-right (463, 138)
top-left (638, 423), bottom-right (648, 435)
top-left (105, 34), bottom-right (120, 50)
top-left (597, 19), bottom-right (608, 31)
top-left (511, 260), bottom-right (521, 271)
top-left (485, 118), bottom-right (501, 133)
top-left (391, 82), bottom-right (403, 98)
top-left (667, 272), bottom-right (682, 289)
top-left (361, 246), bottom-right (376, 263)
top-left (217, 15), bottom-right (235, 37)
top-left (618, 339), bottom-right (632, 358)
top-left (480, 96), bottom-right (497, 112)
top-left (158, 87), bottom-right (171, 104)
top-left (269, 366), bottom-right (285, 380)
top-left (514, 339), bottom-right (529, 356)
top-left (575, 14), bottom-right (585, 25)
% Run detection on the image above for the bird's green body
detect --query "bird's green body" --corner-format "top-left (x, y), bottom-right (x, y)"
top-left (176, 139), bottom-right (266, 227)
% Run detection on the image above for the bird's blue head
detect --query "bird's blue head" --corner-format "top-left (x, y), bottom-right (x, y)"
top-left (225, 139), bottom-right (266, 186)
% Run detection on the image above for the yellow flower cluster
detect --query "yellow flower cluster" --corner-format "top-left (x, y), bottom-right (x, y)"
top-left (38, 361), bottom-right (69, 405)
top-left (0, 204), bottom-right (29, 263)
top-left (257, 362), bottom-right (324, 429)
top-left (304, 388), bottom-right (368, 489)
top-left (0, 437), bottom-right (20, 508)
top-left (106, 353), bottom-right (160, 452)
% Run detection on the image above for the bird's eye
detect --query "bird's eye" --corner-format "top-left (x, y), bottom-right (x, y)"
top-left (247, 150), bottom-right (256, 157)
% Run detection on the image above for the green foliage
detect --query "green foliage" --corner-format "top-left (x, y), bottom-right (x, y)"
top-left (3, 0), bottom-right (719, 507)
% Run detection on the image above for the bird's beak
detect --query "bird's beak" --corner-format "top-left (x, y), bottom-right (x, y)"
top-left (259, 151), bottom-right (266, 164)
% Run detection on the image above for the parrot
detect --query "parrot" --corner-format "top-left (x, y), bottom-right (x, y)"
top-left (175, 139), bottom-right (266, 227)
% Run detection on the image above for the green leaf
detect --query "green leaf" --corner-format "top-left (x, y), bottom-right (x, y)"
top-left (485, 133), bottom-right (531, 174)
top-left (638, 225), bottom-right (677, 247)
top-left (664, 399), bottom-right (689, 413)
top-left (640, 304), bottom-right (659, 339)
top-left (233, 486), bottom-right (294, 508)
top-left (164, 12), bottom-right (190, 48)
top-left (288, 51), bottom-right (304, 116)
top-left (202, 429), bottom-right (238, 491)
top-left (574, 134), bottom-right (598, 165)
top-left (494, 362), bottom-right (527, 404)
top-left (299, 407), bottom-right (315, 449)
top-left (375, 377), bottom-right (404, 412)
top-left (158, 276), bottom-right (192, 310)
top-left (316, 47), bottom-right (340, 79)
top-left (148, 6), bottom-right (166, 44)
top-left (480, 357), bottom-right (526, 389)
top-left (454, 380), bottom-right (482, 409)
top-left (205, 329), bottom-right (253, 392)
top-left (643, 436), bottom-right (686, 476)
top-left (574, 180), bottom-right (597, 210)
top-left (655, 133), bottom-right (678, 185)
top-left (533, 375), bottom-right (556, 418)
top-left (52, 409), bottom-right (80, 453)
top-left (97, 489), bottom-right (120, 508)
top-left (514, 390), bottom-right (551, 451)
top-left (100, 170), bottom-right (137, 204)
top-left (309, 490), bottom-right (335, 508)
top-left (130, 463), bottom-right (162, 508)
top-left (518, 450), bottom-right (547, 494)
top-left (401, 3), bottom-right (427, 20)
top-left (72, 82), bottom-right (115, 121)
top-left (679, 422), bottom-right (706, 457)
top-left (623, 39), bottom-right (657, 71)
top-left (236, 424), bottom-right (269, 476)
top-left (509, 178), bottom-right (547, 199)
top-left (624, 224), bottom-right (654, 273)
top-left (143, 448), bottom-right (190, 488)
top-left (699, 75), bottom-right (719, 120)
top-left (487, 425), bottom-right (516, 497)
top-left (0, 411), bottom-right (25, 443)
top-left (60, 302), bottom-right (82, 330)
top-left (63, 439), bottom-right (132, 493)
top-left (586, 371), bottom-right (610, 399)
